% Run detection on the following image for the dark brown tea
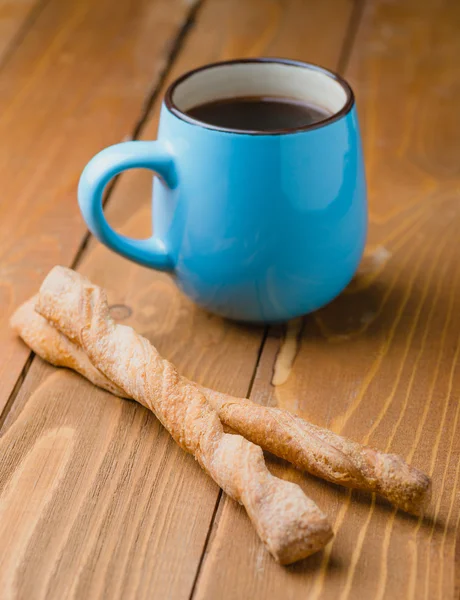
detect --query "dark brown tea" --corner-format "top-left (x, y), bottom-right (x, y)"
top-left (186, 96), bottom-right (331, 132)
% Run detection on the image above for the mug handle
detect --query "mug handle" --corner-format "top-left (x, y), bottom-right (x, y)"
top-left (78, 141), bottom-right (176, 271)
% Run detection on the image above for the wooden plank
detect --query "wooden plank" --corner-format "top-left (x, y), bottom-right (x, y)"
top-left (0, 0), bottom-right (355, 597)
top-left (193, 0), bottom-right (460, 599)
top-left (0, 361), bottom-right (221, 599)
top-left (0, 0), bottom-right (43, 59)
top-left (0, 0), bottom-right (197, 415)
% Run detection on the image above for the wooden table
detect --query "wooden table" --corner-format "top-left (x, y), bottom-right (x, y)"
top-left (1, 0), bottom-right (459, 597)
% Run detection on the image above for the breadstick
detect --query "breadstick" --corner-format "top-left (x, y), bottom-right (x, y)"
top-left (206, 392), bottom-right (431, 515)
top-left (12, 295), bottom-right (431, 515)
top-left (33, 266), bottom-right (332, 564)
top-left (10, 297), bottom-right (126, 398)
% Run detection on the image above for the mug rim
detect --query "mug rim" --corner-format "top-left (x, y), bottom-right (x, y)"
top-left (164, 58), bottom-right (355, 135)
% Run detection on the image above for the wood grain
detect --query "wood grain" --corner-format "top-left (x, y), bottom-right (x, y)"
top-left (0, 0), bottom-right (355, 597)
top-left (0, 0), bottom-right (43, 60)
top-left (0, 0), bottom-right (197, 415)
top-left (0, 361), bottom-right (222, 600)
top-left (193, 0), bottom-right (460, 599)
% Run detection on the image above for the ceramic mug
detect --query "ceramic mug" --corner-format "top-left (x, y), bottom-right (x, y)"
top-left (78, 58), bottom-right (367, 322)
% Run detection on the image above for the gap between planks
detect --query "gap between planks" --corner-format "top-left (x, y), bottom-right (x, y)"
top-left (188, 324), bottom-right (270, 599)
top-left (0, 0), bottom-right (205, 431)
top-left (0, 0), bottom-right (51, 71)
top-left (336, 0), bottom-right (366, 74)
top-left (188, 0), bottom-right (367, 594)
top-left (1, 0), bottom-right (367, 594)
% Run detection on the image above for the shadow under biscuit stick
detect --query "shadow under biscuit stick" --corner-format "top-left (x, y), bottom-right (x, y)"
top-left (12, 289), bottom-right (431, 517)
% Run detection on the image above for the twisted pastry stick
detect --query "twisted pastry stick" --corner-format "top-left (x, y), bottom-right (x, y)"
top-left (31, 266), bottom-right (332, 564)
top-left (208, 393), bottom-right (430, 515)
top-left (12, 293), bottom-right (431, 515)
top-left (11, 297), bottom-right (125, 397)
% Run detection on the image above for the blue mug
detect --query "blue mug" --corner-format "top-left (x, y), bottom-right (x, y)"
top-left (78, 58), bottom-right (367, 323)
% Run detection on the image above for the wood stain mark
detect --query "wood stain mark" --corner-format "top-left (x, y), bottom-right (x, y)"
top-left (372, 508), bottom-right (398, 600)
top-left (314, 218), bottom-right (454, 597)
top-left (413, 335), bottom-right (460, 599)
top-left (309, 489), bottom-right (353, 600)
top-left (345, 245), bottom-right (391, 294)
top-left (336, 224), bottom-right (455, 597)
top-left (436, 436), bottom-right (460, 599)
top-left (363, 224), bottom-right (456, 444)
top-left (377, 242), bottom-right (460, 599)
top-left (315, 206), bottom-right (437, 344)
top-left (338, 495), bottom-right (377, 600)
top-left (69, 419), bottom-right (172, 600)
top-left (333, 217), bottom-right (458, 599)
top-left (109, 304), bottom-right (132, 321)
top-left (332, 214), bottom-right (449, 432)
top-left (0, 427), bottom-right (75, 597)
top-left (271, 318), bottom-right (304, 386)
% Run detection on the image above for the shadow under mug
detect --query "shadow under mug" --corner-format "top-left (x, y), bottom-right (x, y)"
top-left (78, 58), bottom-right (367, 323)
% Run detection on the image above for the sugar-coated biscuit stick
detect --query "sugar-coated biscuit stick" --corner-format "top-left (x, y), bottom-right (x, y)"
top-left (12, 291), bottom-right (431, 516)
top-left (32, 266), bottom-right (333, 565)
